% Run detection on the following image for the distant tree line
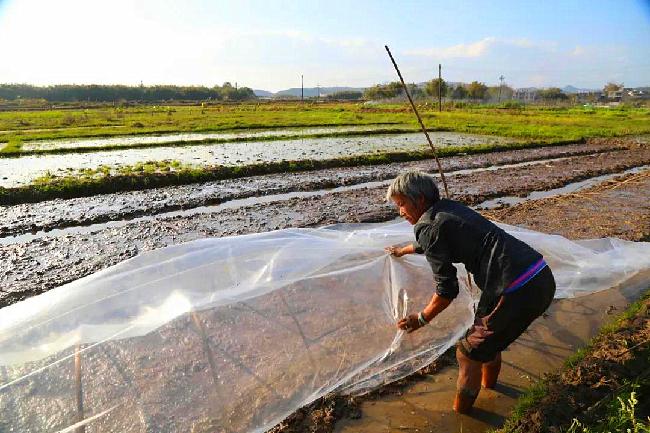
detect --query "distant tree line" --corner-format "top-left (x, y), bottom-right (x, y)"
top-left (0, 82), bottom-right (257, 102)
top-left (363, 79), bottom-right (504, 101)
top-left (363, 78), bottom-right (580, 103)
top-left (324, 90), bottom-right (363, 100)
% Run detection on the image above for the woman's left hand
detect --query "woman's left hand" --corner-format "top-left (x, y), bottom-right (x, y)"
top-left (397, 313), bottom-right (422, 333)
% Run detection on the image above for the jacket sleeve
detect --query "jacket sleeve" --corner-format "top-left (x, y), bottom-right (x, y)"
top-left (416, 223), bottom-right (459, 300)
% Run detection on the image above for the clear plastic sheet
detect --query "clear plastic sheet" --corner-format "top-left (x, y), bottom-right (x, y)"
top-left (0, 221), bottom-right (648, 433)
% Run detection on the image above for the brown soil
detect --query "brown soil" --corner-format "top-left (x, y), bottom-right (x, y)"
top-left (505, 295), bottom-right (650, 433)
top-left (483, 169), bottom-right (650, 242)
top-left (0, 140), bottom-right (626, 237)
top-left (1, 138), bottom-right (648, 432)
top-left (268, 351), bottom-right (457, 433)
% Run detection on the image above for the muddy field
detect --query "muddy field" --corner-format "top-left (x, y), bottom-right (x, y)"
top-left (2, 141), bottom-right (650, 307)
top-left (484, 169), bottom-right (650, 241)
top-left (0, 140), bottom-right (627, 237)
top-left (19, 125), bottom-right (408, 151)
top-left (0, 135), bottom-right (649, 433)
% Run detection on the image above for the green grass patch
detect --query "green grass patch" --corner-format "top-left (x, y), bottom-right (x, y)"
top-left (1, 103), bottom-right (649, 149)
top-left (0, 138), bottom-right (22, 154)
top-left (563, 382), bottom-right (650, 433)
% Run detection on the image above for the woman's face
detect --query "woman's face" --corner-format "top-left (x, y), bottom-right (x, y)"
top-left (391, 193), bottom-right (427, 225)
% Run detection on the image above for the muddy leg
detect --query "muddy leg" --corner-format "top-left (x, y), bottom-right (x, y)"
top-left (454, 347), bottom-right (481, 414)
top-left (481, 352), bottom-right (502, 389)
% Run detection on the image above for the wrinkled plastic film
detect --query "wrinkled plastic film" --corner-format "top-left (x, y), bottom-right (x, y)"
top-left (0, 221), bottom-right (648, 433)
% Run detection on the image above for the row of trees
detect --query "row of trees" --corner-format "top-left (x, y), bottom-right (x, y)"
top-left (0, 82), bottom-right (257, 102)
top-left (363, 80), bottom-right (506, 101)
top-left (363, 79), bottom-right (583, 102)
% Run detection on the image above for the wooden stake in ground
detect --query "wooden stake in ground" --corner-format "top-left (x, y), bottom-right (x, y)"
top-left (384, 45), bottom-right (450, 198)
top-left (74, 344), bottom-right (85, 433)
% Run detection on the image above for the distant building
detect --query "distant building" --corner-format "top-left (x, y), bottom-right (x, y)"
top-left (607, 90), bottom-right (623, 101)
top-left (574, 90), bottom-right (602, 103)
top-left (623, 88), bottom-right (649, 99)
top-left (512, 88), bottom-right (539, 102)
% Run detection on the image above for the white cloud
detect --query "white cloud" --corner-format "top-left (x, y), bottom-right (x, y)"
top-left (404, 37), bottom-right (560, 59)
top-left (405, 37), bottom-right (497, 59)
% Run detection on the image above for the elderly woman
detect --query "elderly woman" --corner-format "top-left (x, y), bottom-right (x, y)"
top-left (385, 171), bottom-right (556, 414)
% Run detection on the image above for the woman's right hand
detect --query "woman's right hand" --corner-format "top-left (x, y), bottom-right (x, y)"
top-left (385, 245), bottom-right (406, 257)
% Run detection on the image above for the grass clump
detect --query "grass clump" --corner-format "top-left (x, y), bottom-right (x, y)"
top-left (495, 289), bottom-right (650, 433)
top-left (0, 138), bottom-right (22, 154)
top-left (564, 384), bottom-right (649, 433)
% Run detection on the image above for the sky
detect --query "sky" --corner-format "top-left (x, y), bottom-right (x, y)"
top-left (0, 0), bottom-right (648, 91)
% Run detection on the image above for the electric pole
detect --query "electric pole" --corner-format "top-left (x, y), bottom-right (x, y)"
top-left (438, 64), bottom-right (442, 112)
top-left (498, 75), bottom-right (505, 102)
top-left (301, 75), bottom-right (304, 102)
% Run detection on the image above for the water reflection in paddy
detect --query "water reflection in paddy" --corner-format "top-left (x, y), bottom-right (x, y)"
top-left (0, 132), bottom-right (513, 188)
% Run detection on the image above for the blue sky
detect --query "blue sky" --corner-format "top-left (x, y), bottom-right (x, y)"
top-left (0, 0), bottom-right (648, 91)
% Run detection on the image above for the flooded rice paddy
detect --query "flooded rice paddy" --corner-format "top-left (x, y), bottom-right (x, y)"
top-left (0, 131), bottom-right (512, 188)
top-left (19, 125), bottom-right (409, 151)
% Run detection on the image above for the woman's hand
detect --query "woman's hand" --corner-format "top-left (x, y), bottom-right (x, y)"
top-left (385, 245), bottom-right (407, 257)
top-left (397, 313), bottom-right (422, 333)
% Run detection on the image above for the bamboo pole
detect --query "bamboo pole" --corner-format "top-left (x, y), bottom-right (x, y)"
top-left (384, 45), bottom-right (450, 198)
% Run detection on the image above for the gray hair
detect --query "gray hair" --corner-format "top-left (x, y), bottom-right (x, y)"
top-left (385, 171), bottom-right (440, 204)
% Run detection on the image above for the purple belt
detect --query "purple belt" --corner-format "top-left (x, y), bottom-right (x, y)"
top-left (504, 258), bottom-right (547, 294)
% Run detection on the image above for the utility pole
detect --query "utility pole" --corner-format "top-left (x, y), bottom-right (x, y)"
top-left (301, 74), bottom-right (304, 102)
top-left (317, 83), bottom-right (320, 101)
top-left (498, 75), bottom-right (505, 102)
top-left (438, 64), bottom-right (442, 112)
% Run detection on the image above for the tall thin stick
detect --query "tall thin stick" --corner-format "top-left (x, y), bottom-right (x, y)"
top-left (384, 45), bottom-right (450, 198)
top-left (74, 345), bottom-right (85, 433)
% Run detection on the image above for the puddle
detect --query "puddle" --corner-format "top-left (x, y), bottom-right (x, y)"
top-left (0, 132), bottom-right (512, 188)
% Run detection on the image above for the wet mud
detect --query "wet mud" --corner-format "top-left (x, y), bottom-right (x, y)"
top-left (0, 141), bottom-right (628, 237)
top-left (333, 273), bottom-right (649, 433)
top-left (484, 169), bottom-right (650, 241)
